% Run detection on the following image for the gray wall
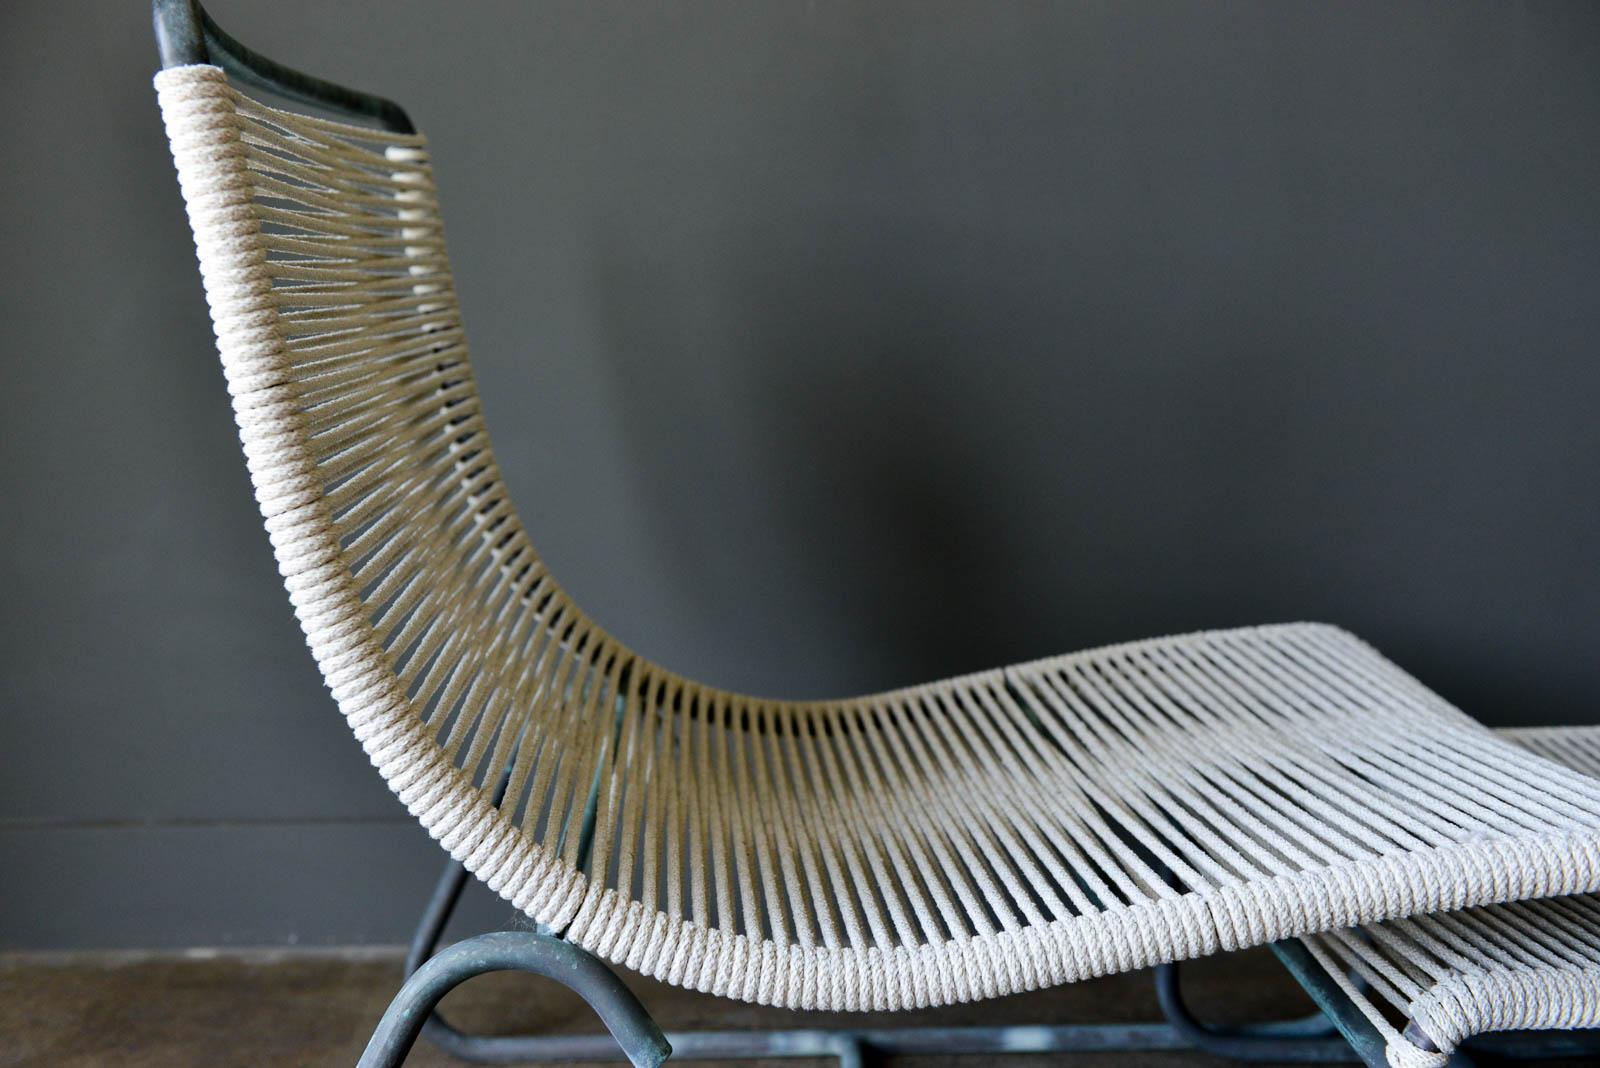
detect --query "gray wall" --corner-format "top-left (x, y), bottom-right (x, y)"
top-left (3, 1), bottom-right (1599, 949)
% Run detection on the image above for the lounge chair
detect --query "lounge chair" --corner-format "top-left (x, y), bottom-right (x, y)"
top-left (150, 3), bottom-right (1600, 1064)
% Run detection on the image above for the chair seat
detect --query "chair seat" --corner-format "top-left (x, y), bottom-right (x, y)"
top-left (155, 63), bottom-right (1600, 1013)
top-left (527, 622), bottom-right (1600, 1011)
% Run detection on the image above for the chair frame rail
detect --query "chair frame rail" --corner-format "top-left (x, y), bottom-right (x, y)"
top-left (385, 852), bottom-right (1359, 1068)
top-left (382, 854), bottom-right (1600, 1067)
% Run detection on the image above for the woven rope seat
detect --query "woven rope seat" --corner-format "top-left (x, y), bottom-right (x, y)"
top-left (157, 63), bottom-right (1600, 1013)
top-left (1304, 727), bottom-right (1600, 1068)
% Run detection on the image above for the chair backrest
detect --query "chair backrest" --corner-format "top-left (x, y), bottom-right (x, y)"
top-left (156, 39), bottom-right (632, 930)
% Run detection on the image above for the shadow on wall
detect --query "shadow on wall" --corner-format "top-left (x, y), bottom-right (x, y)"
top-left (454, 0), bottom-right (1600, 722)
top-left (585, 207), bottom-right (1363, 699)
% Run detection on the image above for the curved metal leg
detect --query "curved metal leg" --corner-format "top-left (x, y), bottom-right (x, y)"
top-left (402, 856), bottom-right (668, 1064)
top-left (1153, 959), bottom-right (1361, 1063)
top-left (420, 851), bottom-right (1600, 1067)
top-left (359, 928), bottom-right (671, 1068)
top-left (397, 860), bottom-right (1191, 1064)
top-left (401, 856), bottom-right (481, 1058)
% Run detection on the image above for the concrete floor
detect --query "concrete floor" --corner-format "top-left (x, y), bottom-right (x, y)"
top-left (2, 944), bottom-right (1582, 1068)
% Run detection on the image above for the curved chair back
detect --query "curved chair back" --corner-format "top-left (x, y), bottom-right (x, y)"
top-left (155, 6), bottom-right (619, 935)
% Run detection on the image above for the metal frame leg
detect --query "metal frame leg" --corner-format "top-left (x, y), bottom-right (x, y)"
top-left (392, 856), bottom-right (1191, 1064)
top-left (1265, 940), bottom-right (1484, 1068)
top-left (1161, 939), bottom-right (1600, 1067)
top-left (1153, 958), bottom-right (1359, 1064)
top-left (1259, 939), bottom-right (1600, 1066)
top-left (1147, 862), bottom-right (1358, 1064)
top-left (359, 929), bottom-right (672, 1068)
top-left (384, 857), bottom-right (1600, 1066)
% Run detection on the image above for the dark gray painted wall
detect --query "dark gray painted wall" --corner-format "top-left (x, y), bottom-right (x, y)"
top-left (3, 1), bottom-right (1598, 949)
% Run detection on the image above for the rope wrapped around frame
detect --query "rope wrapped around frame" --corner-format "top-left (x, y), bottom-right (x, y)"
top-left (156, 63), bottom-right (1600, 1012)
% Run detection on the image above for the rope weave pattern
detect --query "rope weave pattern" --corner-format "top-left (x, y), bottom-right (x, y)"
top-left (1303, 727), bottom-right (1600, 1068)
top-left (157, 63), bottom-right (1600, 1011)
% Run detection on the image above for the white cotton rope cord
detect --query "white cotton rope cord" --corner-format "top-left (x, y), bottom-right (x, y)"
top-left (156, 63), bottom-right (1600, 1012)
top-left (1301, 727), bottom-right (1600, 1068)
